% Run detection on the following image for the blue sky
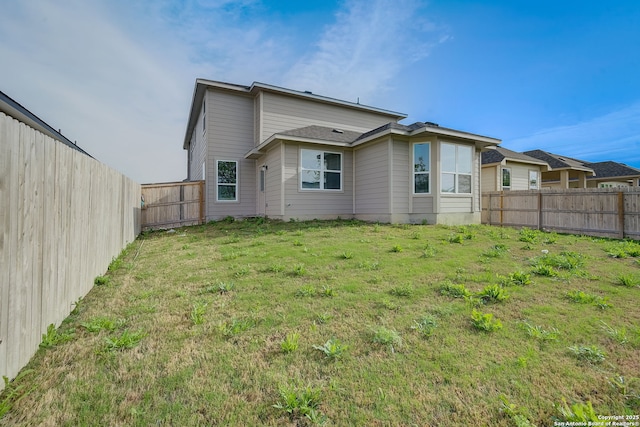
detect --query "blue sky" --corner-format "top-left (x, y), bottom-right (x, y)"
top-left (1, 0), bottom-right (639, 183)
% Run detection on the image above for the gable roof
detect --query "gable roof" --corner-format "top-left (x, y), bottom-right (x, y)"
top-left (182, 79), bottom-right (407, 149)
top-left (584, 161), bottom-right (640, 179)
top-left (523, 149), bottom-right (593, 172)
top-left (481, 146), bottom-right (550, 168)
top-left (245, 122), bottom-right (501, 159)
top-left (0, 90), bottom-right (92, 157)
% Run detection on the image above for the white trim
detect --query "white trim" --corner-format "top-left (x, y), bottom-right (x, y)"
top-left (502, 167), bottom-right (512, 190)
top-left (412, 141), bottom-right (431, 195)
top-left (215, 159), bottom-right (238, 202)
top-left (441, 142), bottom-right (473, 194)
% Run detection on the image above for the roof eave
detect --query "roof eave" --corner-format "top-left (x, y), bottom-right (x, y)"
top-left (245, 134), bottom-right (351, 159)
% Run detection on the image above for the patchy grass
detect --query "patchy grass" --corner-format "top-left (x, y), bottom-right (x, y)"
top-left (2, 220), bottom-right (640, 426)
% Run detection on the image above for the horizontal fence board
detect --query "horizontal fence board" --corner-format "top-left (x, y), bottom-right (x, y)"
top-left (141, 181), bottom-right (205, 230)
top-left (0, 112), bottom-right (141, 391)
top-left (482, 188), bottom-right (640, 240)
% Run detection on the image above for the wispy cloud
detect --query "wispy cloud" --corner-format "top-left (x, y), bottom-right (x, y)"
top-left (283, 0), bottom-right (449, 105)
top-left (509, 103), bottom-right (640, 167)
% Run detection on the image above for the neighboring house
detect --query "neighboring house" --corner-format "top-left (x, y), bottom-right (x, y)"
top-left (523, 150), bottom-right (595, 188)
top-left (481, 147), bottom-right (549, 191)
top-left (583, 161), bottom-right (640, 188)
top-left (182, 79), bottom-right (500, 224)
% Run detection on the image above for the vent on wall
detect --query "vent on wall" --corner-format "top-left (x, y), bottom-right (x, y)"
top-left (332, 129), bottom-right (344, 134)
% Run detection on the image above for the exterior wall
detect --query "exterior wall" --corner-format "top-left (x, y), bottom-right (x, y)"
top-left (508, 162), bottom-right (540, 190)
top-left (259, 92), bottom-right (399, 143)
top-left (206, 89), bottom-right (256, 220)
top-left (187, 97), bottom-right (207, 181)
top-left (392, 140), bottom-right (410, 216)
top-left (481, 165), bottom-right (499, 193)
top-left (281, 142), bottom-right (354, 220)
top-left (354, 139), bottom-right (390, 216)
top-left (262, 142), bottom-right (283, 218)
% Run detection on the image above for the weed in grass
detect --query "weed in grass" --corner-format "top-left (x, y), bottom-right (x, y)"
top-left (543, 233), bottom-right (558, 244)
top-left (0, 370), bottom-right (35, 419)
top-left (568, 345), bottom-right (605, 364)
top-left (81, 317), bottom-right (126, 333)
top-left (281, 332), bottom-right (300, 353)
top-left (555, 398), bottom-right (599, 422)
top-left (471, 310), bottom-right (503, 332)
top-left (521, 321), bottom-right (559, 342)
top-left (213, 281), bottom-right (235, 293)
top-left (340, 251), bottom-right (354, 260)
top-left (218, 318), bottom-right (255, 338)
top-left (371, 326), bottom-right (402, 353)
top-left (39, 324), bottom-right (74, 349)
top-left (295, 285), bottom-right (316, 297)
top-left (447, 233), bottom-right (464, 244)
top-left (292, 264), bottom-right (307, 276)
top-left (476, 284), bottom-right (509, 304)
top-left (94, 275), bottom-right (110, 286)
top-left (389, 284), bottom-right (413, 297)
top-left (600, 321), bottom-right (629, 344)
top-left (377, 298), bottom-right (398, 311)
top-left (190, 302), bottom-right (208, 325)
top-left (421, 243), bottom-right (437, 258)
top-left (107, 255), bottom-right (124, 272)
top-left (358, 260), bottom-right (380, 270)
top-left (273, 385), bottom-right (325, 424)
top-left (321, 285), bottom-right (335, 297)
top-left (439, 281), bottom-right (472, 298)
top-left (606, 241), bottom-right (640, 258)
top-left (313, 338), bottom-right (347, 360)
top-left (481, 244), bottom-right (508, 259)
top-left (411, 231), bottom-right (420, 240)
top-left (507, 271), bottom-right (532, 286)
top-left (608, 376), bottom-right (640, 407)
top-left (104, 330), bottom-right (145, 351)
top-left (314, 313), bottom-right (332, 324)
top-left (411, 315), bottom-right (438, 338)
top-left (616, 273), bottom-right (638, 288)
top-left (390, 244), bottom-right (403, 253)
top-left (499, 395), bottom-right (536, 427)
top-left (531, 264), bottom-right (558, 277)
top-left (268, 264), bottom-right (285, 273)
top-left (566, 290), bottom-right (612, 309)
top-left (293, 239), bottom-right (304, 247)
top-left (519, 228), bottom-right (540, 244)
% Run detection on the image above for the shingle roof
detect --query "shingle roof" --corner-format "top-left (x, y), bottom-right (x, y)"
top-left (481, 147), bottom-right (548, 166)
top-left (584, 161), bottom-right (640, 179)
top-left (523, 149), bottom-right (592, 171)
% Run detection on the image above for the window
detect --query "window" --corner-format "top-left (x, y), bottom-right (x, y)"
top-left (300, 149), bottom-right (342, 190)
top-left (413, 143), bottom-right (430, 193)
top-left (502, 168), bottom-right (511, 190)
top-left (441, 143), bottom-right (472, 194)
top-left (259, 168), bottom-right (265, 192)
top-left (529, 170), bottom-right (539, 189)
top-left (217, 160), bottom-right (237, 201)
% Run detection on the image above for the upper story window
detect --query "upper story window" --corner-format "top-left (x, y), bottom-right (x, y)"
top-left (413, 143), bottom-right (430, 194)
top-left (300, 149), bottom-right (342, 190)
top-left (216, 160), bottom-right (237, 201)
top-left (441, 143), bottom-right (472, 194)
top-left (502, 168), bottom-right (511, 190)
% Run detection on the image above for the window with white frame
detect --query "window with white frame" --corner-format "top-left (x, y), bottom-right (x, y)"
top-left (502, 168), bottom-right (511, 190)
top-left (300, 149), bottom-right (342, 190)
top-left (216, 160), bottom-right (237, 201)
top-left (441, 143), bottom-right (472, 194)
top-left (529, 170), bottom-right (539, 189)
top-left (413, 143), bottom-right (430, 193)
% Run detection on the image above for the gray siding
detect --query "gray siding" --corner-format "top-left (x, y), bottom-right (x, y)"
top-left (354, 140), bottom-right (389, 214)
top-left (206, 90), bottom-right (256, 219)
top-left (392, 140), bottom-right (410, 214)
top-left (263, 143), bottom-right (283, 218)
top-left (440, 196), bottom-right (473, 213)
top-left (481, 165), bottom-right (498, 192)
top-left (260, 92), bottom-right (398, 142)
top-left (188, 98), bottom-right (207, 181)
top-left (282, 143), bottom-right (353, 219)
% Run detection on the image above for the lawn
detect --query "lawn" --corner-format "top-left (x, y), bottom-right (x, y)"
top-left (2, 219), bottom-right (640, 426)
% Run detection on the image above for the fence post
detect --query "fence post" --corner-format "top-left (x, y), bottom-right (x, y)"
top-left (499, 191), bottom-right (504, 226)
top-left (538, 191), bottom-right (543, 231)
top-left (199, 180), bottom-right (205, 225)
top-left (618, 191), bottom-right (625, 239)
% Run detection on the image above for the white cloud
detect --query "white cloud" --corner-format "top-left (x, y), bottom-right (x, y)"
top-left (282, 0), bottom-right (448, 105)
top-left (509, 103), bottom-right (640, 166)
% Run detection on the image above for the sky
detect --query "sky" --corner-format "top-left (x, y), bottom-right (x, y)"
top-left (1, 0), bottom-right (639, 183)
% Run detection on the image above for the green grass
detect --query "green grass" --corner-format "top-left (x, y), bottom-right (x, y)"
top-left (2, 220), bottom-right (639, 426)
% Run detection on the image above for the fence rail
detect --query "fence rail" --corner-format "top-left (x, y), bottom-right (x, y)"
top-left (0, 112), bottom-right (140, 390)
top-left (141, 181), bottom-right (205, 230)
top-left (482, 188), bottom-right (640, 240)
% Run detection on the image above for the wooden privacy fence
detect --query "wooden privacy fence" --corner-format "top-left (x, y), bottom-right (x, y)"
top-left (482, 188), bottom-right (640, 240)
top-left (0, 112), bottom-right (140, 390)
top-left (141, 181), bottom-right (205, 230)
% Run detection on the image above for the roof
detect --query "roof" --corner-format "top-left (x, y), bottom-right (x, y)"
top-left (523, 149), bottom-right (593, 172)
top-left (245, 122), bottom-right (501, 159)
top-left (0, 90), bottom-right (92, 157)
top-left (182, 79), bottom-right (407, 149)
top-left (481, 146), bottom-right (550, 168)
top-left (584, 161), bottom-right (640, 180)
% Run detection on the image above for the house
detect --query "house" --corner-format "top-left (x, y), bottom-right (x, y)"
top-left (583, 161), bottom-right (640, 188)
top-left (523, 150), bottom-right (595, 188)
top-left (481, 146), bottom-right (549, 191)
top-left (182, 79), bottom-right (500, 224)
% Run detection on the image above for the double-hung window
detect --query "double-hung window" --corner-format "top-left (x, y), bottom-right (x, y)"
top-left (441, 143), bottom-right (472, 194)
top-left (300, 149), bottom-right (342, 190)
top-left (528, 170), bottom-right (539, 189)
top-left (413, 143), bottom-right (430, 193)
top-left (217, 160), bottom-right (237, 201)
top-left (502, 168), bottom-right (511, 190)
